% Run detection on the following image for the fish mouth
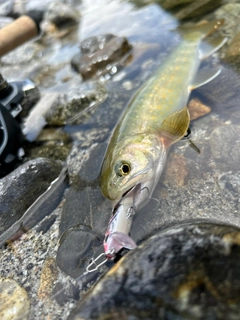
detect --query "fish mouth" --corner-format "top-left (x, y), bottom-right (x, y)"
top-left (112, 183), bottom-right (148, 215)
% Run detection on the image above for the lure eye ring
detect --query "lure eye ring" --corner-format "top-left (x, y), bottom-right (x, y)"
top-left (115, 161), bottom-right (131, 176)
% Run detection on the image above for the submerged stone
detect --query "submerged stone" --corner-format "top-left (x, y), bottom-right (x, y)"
top-left (71, 34), bottom-right (132, 80)
top-left (209, 124), bottom-right (240, 169)
top-left (69, 223), bottom-right (240, 320)
top-left (175, 0), bottom-right (221, 19)
top-left (45, 82), bottom-right (107, 125)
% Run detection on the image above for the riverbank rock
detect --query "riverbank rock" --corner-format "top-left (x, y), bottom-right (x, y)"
top-left (69, 222), bottom-right (240, 320)
top-left (71, 34), bottom-right (132, 80)
top-left (0, 158), bottom-right (63, 234)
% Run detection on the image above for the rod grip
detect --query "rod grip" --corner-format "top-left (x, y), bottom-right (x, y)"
top-left (0, 15), bottom-right (39, 57)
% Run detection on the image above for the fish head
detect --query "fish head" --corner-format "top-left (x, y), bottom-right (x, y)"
top-left (100, 134), bottom-right (167, 209)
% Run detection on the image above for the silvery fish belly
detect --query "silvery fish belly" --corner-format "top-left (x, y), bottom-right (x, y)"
top-left (100, 20), bottom-right (226, 258)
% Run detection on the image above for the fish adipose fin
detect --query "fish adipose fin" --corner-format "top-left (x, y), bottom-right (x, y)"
top-left (160, 105), bottom-right (190, 144)
top-left (191, 68), bottom-right (221, 90)
top-left (199, 37), bottom-right (227, 60)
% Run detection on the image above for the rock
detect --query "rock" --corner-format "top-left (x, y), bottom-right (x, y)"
top-left (69, 223), bottom-right (240, 320)
top-left (188, 98), bottom-right (211, 121)
top-left (57, 142), bottom-right (111, 277)
top-left (175, 0), bottom-right (221, 19)
top-left (0, 278), bottom-right (30, 320)
top-left (71, 34), bottom-right (132, 80)
top-left (163, 153), bottom-right (188, 187)
top-left (56, 225), bottom-right (102, 278)
top-left (209, 124), bottom-right (240, 169)
top-left (0, 158), bottom-right (63, 235)
top-left (45, 1), bottom-right (80, 29)
top-left (213, 4), bottom-right (240, 41)
top-left (52, 282), bottom-right (80, 306)
top-left (25, 128), bottom-right (72, 161)
top-left (45, 82), bottom-right (107, 125)
top-left (157, 0), bottom-right (193, 10)
top-left (38, 257), bottom-right (58, 300)
top-left (196, 65), bottom-right (240, 113)
top-left (20, 80), bottom-right (41, 118)
top-left (218, 172), bottom-right (240, 197)
top-left (0, 1), bottom-right (13, 17)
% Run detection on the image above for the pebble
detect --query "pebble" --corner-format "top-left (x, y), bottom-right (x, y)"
top-left (0, 278), bottom-right (30, 320)
top-left (163, 153), bottom-right (188, 187)
top-left (188, 98), bottom-right (211, 121)
top-left (38, 257), bottom-right (58, 300)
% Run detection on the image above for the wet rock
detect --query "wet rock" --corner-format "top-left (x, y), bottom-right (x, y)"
top-left (163, 153), bottom-right (188, 187)
top-left (45, 1), bottom-right (80, 29)
top-left (188, 98), bottom-right (211, 120)
top-left (57, 142), bottom-right (111, 277)
top-left (218, 172), bottom-right (240, 197)
top-left (57, 225), bottom-right (102, 278)
top-left (45, 82), bottom-right (107, 125)
top-left (20, 81), bottom-right (41, 118)
top-left (71, 34), bottom-right (132, 80)
top-left (52, 282), bottom-right (80, 306)
top-left (214, 4), bottom-right (240, 40)
top-left (175, 0), bottom-right (221, 20)
top-left (0, 157), bottom-right (63, 235)
top-left (38, 257), bottom-right (58, 300)
top-left (1, 42), bottom-right (41, 65)
top-left (0, 2), bottom-right (13, 17)
top-left (69, 223), bottom-right (240, 320)
top-left (157, 0), bottom-right (193, 10)
top-left (25, 128), bottom-right (72, 161)
top-left (0, 278), bottom-right (30, 320)
top-left (209, 124), bottom-right (240, 169)
top-left (196, 65), bottom-right (240, 113)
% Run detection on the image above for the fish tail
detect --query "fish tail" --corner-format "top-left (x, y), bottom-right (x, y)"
top-left (178, 20), bottom-right (226, 60)
top-left (177, 19), bottom-right (224, 39)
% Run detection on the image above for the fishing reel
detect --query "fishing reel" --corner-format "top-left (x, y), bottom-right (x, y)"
top-left (0, 73), bottom-right (37, 177)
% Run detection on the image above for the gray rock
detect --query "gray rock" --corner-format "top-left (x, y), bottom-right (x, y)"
top-left (209, 124), bottom-right (240, 170)
top-left (71, 34), bottom-right (132, 80)
top-left (213, 4), bottom-right (240, 41)
top-left (69, 222), bottom-right (240, 320)
top-left (0, 278), bottom-right (30, 320)
top-left (45, 1), bottom-right (80, 29)
top-left (45, 82), bottom-right (107, 125)
top-left (0, 157), bottom-right (63, 234)
top-left (175, 0), bottom-right (221, 19)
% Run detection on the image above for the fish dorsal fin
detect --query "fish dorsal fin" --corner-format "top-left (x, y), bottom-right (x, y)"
top-left (160, 105), bottom-right (190, 144)
top-left (199, 36), bottom-right (227, 60)
top-left (191, 68), bottom-right (221, 90)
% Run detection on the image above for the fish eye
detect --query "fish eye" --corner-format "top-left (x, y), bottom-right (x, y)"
top-left (114, 161), bottom-right (131, 176)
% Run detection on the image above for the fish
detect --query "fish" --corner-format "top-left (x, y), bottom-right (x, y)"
top-left (100, 20), bottom-right (226, 260)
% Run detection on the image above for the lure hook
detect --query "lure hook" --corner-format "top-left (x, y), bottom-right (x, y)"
top-left (86, 253), bottom-right (108, 273)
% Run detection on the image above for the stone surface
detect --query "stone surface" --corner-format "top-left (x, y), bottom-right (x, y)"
top-left (71, 34), bottom-right (132, 80)
top-left (213, 4), bottom-right (240, 41)
top-left (209, 124), bottom-right (240, 169)
top-left (175, 0), bottom-right (221, 19)
top-left (188, 98), bottom-right (211, 121)
top-left (38, 257), bottom-right (58, 300)
top-left (45, 82), bottom-right (107, 125)
top-left (0, 158), bottom-right (63, 234)
top-left (0, 278), bottom-right (30, 320)
top-left (163, 153), bottom-right (188, 187)
top-left (69, 223), bottom-right (240, 320)
top-left (45, 1), bottom-right (80, 29)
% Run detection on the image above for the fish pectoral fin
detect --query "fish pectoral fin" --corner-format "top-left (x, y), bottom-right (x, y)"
top-left (160, 105), bottom-right (190, 144)
top-left (191, 68), bottom-right (221, 90)
top-left (199, 36), bottom-right (227, 60)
